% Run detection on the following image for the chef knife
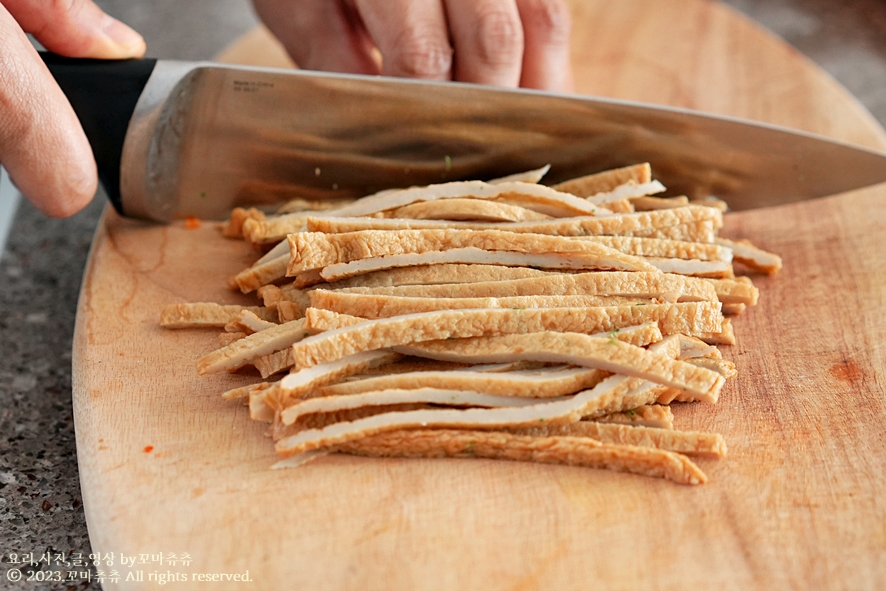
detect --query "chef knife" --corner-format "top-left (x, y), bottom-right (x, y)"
top-left (42, 52), bottom-right (886, 222)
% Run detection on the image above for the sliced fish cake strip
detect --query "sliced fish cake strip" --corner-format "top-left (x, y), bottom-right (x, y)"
top-left (593, 404), bottom-right (674, 429)
top-left (160, 303), bottom-right (277, 329)
top-left (280, 387), bottom-right (566, 426)
top-left (275, 375), bottom-right (643, 455)
top-left (387, 199), bottom-right (552, 222)
top-left (511, 422), bottom-right (727, 458)
top-left (309, 290), bottom-right (656, 318)
top-left (306, 205), bottom-right (722, 237)
top-left (301, 303), bottom-right (724, 366)
top-left (287, 229), bottom-right (658, 275)
top-left (335, 430), bottom-right (707, 485)
top-left (197, 319), bottom-right (310, 375)
top-left (336, 271), bottom-right (717, 303)
top-left (328, 180), bottom-right (610, 218)
top-left (318, 248), bottom-right (656, 281)
top-left (314, 366), bottom-right (607, 400)
top-left (552, 163), bottom-right (652, 196)
top-left (391, 332), bottom-right (725, 402)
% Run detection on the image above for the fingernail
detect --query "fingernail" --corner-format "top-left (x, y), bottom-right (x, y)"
top-left (102, 15), bottom-right (146, 56)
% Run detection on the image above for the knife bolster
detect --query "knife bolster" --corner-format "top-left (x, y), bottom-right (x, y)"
top-left (40, 53), bottom-right (157, 214)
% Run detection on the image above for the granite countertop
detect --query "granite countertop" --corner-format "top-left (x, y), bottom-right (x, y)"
top-left (1, 1), bottom-right (885, 588)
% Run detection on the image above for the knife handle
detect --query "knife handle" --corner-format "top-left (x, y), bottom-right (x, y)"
top-left (40, 52), bottom-right (157, 213)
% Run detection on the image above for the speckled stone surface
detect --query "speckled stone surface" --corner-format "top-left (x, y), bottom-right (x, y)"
top-left (0, 196), bottom-right (104, 589)
top-left (1, 1), bottom-right (885, 589)
top-left (0, 2), bottom-right (257, 589)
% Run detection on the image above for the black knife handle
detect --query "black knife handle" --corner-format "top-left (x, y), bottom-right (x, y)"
top-left (40, 52), bottom-right (157, 214)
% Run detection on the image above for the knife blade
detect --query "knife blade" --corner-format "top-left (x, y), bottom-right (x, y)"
top-left (42, 53), bottom-right (886, 222)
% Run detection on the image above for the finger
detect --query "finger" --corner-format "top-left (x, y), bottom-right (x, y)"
top-left (252, 0), bottom-right (380, 75)
top-left (515, 0), bottom-right (573, 91)
top-left (0, 6), bottom-right (97, 217)
top-left (353, 0), bottom-right (453, 80)
top-left (443, 0), bottom-right (524, 87)
top-left (2, 0), bottom-right (145, 59)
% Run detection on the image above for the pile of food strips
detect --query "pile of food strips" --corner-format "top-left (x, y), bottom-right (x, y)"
top-left (161, 163), bottom-right (781, 485)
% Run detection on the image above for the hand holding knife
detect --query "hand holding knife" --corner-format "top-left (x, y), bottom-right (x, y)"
top-left (8, 0), bottom-right (886, 222)
top-left (0, 0), bottom-right (145, 217)
top-left (2, 0), bottom-right (575, 219)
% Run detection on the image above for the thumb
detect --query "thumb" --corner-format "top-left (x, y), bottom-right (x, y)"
top-left (1, 0), bottom-right (145, 58)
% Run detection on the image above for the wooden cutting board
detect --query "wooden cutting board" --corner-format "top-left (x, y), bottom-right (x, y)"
top-left (73, 1), bottom-right (886, 589)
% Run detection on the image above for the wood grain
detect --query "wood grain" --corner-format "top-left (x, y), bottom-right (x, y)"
top-left (73, 1), bottom-right (886, 589)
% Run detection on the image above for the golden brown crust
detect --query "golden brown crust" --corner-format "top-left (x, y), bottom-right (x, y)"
top-left (274, 375), bottom-right (648, 453)
top-left (593, 404), bottom-right (674, 429)
top-left (241, 212), bottom-right (310, 245)
top-left (315, 367), bottom-right (608, 399)
top-left (334, 429), bottom-right (707, 485)
top-left (266, 351), bottom-right (403, 410)
top-left (552, 163), bottom-right (652, 196)
top-left (316, 264), bottom-right (551, 289)
top-left (319, 250), bottom-right (658, 282)
top-left (222, 207), bottom-right (265, 239)
top-left (232, 255), bottom-right (288, 293)
top-left (257, 285), bottom-right (285, 307)
top-left (221, 381), bottom-right (275, 401)
top-left (276, 301), bottom-right (303, 323)
top-left (631, 220), bottom-right (716, 243)
top-left (329, 180), bottom-right (607, 218)
top-left (217, 332), bottom-right (246, 347)
top-left (705, 276), bottom-right (760, 306)
top-left (390, 332), bottom-right (725, 402)
top-left (630, 196), bottom-right (690, 211)
top-left (223, 310), bottom-right (278, 335)
top-left (581, 236), bottom-right (731, 261)
top-left (684, 357), bottom-right (737, 378)
top-left (715, 237), bottom-right (783, 274)
top-left (510, 422), bottom-right (727, 458)
top-left (160, 303), bottom-right (277, 329)
top-left (699, 318), bottom-right (736, 346)
top-left (196, 319), bottom-right (308, 375)
top-left (253, 349), bottom-right (295, 379)
top-left (309, 290), bottom-right (658, 318)
top-left (281, 387), bottom-right (556, 426)
top-left (288, 317), bottom-right (721, 403)
top-left (305, 205), bottom-right (722, 237)
top-left (287, 229), bottom-right (657, 275)
top-left (388, 199), bottom-right (552, 222)
top-left (487, 165), bottom-right (551, 185)
top-left (335, 271), bottom-right (717, 303)
top-left (303, 303), bottom-right (725, 360)
top-left (721, 302), bottom-right (747, 316)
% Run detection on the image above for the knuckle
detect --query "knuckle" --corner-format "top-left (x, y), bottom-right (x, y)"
top-left (474, 8), bottom-right (524, 67)
top-left (390, 29), bottom-right (452, 79)
top-left (48, 0), bottom-right (80, 24)
top-left (521, 0), bottom-right (571, 46)
top-left (28, 0), bottom-right (96, 54)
